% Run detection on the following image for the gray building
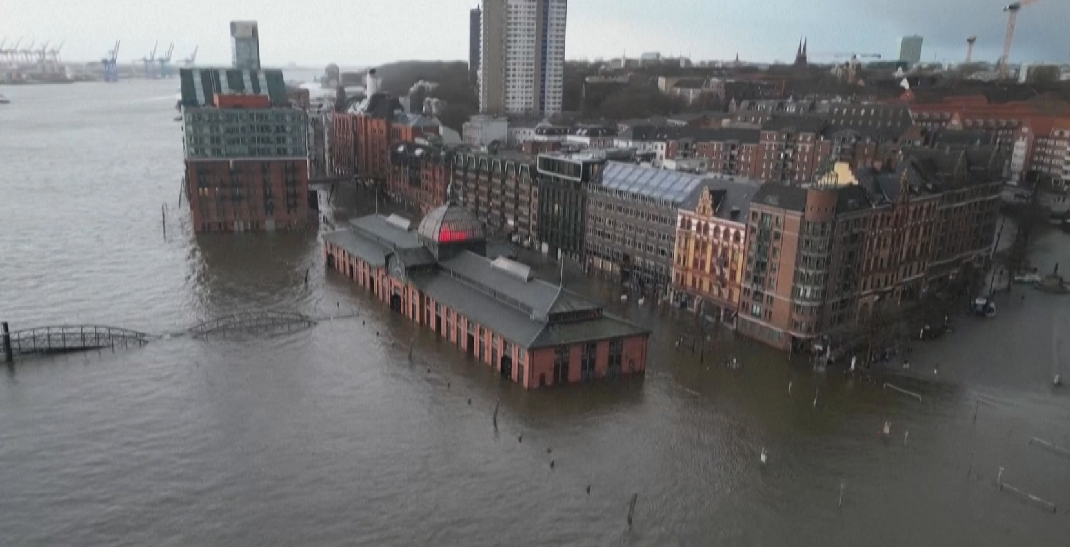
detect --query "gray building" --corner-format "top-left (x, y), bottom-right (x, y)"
top-left (585, 162), bottom-right (708, 296)
top-left (469, 6), bottom-right (481, 86)
top-left (178, 68), bottom-right (306, 161)
top-left (230, 21), bottom-right (261, 70)
top-left (899, 35), bottom-right (923, 64)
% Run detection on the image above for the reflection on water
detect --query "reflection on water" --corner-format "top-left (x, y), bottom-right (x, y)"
top-left (0, 81), bottom-right (1069, 547)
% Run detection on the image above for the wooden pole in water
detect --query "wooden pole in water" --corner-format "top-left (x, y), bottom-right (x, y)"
top-left (493, 397), bottom-right (500, 428)
top-left (627, 493), bottom-right (639, 526)
top-left (2, 322), bottom-right (12, 363)
top-left (161, 204), bottom-right (167, 239)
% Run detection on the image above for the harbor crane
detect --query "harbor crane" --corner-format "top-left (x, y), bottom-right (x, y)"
top-left (102, 40), bottom-right (120, 82)
top-left (182, 45), bottom-right (198, 67)
top-left (35, 41), bottom-right (49, 63)
top-left (966, 36), bottom-right (977, 63)
top-left (47, 41), bottom-right (63, 68)
top-left (142, 41), bottom-right (158, 78)
top-left (999, 0), bottom-right (1041, 77)
top-left (19, 40), bottom-right (36, 63)
top-left (157, 42), bottom-right (174, 78)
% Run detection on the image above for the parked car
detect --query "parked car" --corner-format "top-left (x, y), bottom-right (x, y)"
top-left (971, 296), bottom-right (997, 318)
top-left (1013, 272), bottom-right (1042, 284)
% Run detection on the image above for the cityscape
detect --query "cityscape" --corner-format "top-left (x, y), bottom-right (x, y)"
top-left (2, 1), bottom-right (1070, 545)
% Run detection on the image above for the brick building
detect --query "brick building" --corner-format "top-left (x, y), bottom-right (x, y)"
top-left (323, 204), bottom-right (649, 389)
top-left (736, 150), bottom-right (1002, 351)
top-left (179, 67), bottom-right (315, 233)
top-left (386, 142), bottom-right (455, 215)
top-left (756, 117), bottom-right (833, 183)
top-left (330, 93), bottom-right (438, 184)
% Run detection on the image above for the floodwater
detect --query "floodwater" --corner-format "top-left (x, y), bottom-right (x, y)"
top-left (2, 80), bottom-right (1069, 546)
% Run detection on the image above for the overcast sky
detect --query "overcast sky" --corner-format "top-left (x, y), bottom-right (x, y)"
top-left (1, 0), bottom-right (1067, 67)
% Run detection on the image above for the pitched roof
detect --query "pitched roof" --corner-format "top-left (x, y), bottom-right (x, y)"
top-left (438, 251), bottom-right (601, 319)
top-left (761, 115), bottom-right (827, 134)
top-left (598, 161), bottom-right (708, 206)
top-left (752, 183), bottom-right (809, 212)
top-left (680, 176), bottom-right (764, 221)
top-left (324, 229), bottom-right (388, 267)
top-left (179, 68), bottom-right (288, 107)
top-left (349, 215), bottom-right (424, 250)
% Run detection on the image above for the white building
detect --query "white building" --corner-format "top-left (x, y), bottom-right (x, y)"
top-left (480, 0), bottom-right (567, 116)
top-left (463, 115), bottom-right (509, 147)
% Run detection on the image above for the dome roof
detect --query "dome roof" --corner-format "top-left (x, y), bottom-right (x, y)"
top-left (417, 203), bottom-right (485, 244)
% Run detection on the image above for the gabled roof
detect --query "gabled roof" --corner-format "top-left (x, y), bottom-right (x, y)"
top-left (752, 183), bottom-right (809, 212)
top-left (761, 115), bottom-right (827, 134)
top-left (179, 68), bottom-right (288, 107)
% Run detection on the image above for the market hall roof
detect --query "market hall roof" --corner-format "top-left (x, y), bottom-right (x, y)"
top-left (178, 68), bottom-right (289, 107)
top-left (324, 212), bottom-right (649, 350)
top-left (417, 203), bottom-right (486, 245)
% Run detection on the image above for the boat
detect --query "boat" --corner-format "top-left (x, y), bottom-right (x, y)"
top-left (0, 93), bottom-right (9, 104)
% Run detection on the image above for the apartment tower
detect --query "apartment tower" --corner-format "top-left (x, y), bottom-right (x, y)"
top-left (479, 0), bottom-right (567, 115)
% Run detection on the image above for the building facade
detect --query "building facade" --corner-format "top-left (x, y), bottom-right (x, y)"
top-left (451, 149), bottom-right (540, 245)
top-left (736, 151), bottom-right (1002, 351)
top-left (331, 94), bottom-right (439, 184)
top-left (536, 150), bottom-right (608, 260)
top-left (671, 177), bottom-right (762, 322)
top-left (479, 0), bottom-right (567, 115)
top-left (469, 6), bottom-right (481, 85)
top-left (230, 21), bottom-right (260, 70)
top-left (585, 162), bottom-right (705, 296)
top-left (387, 142), bottom-right (454, 215)
top-left (179, 67), bottom-right (314, 233)
top-left (899, 35), bottom-right (923, 64)
top-left (323, 204), bottom-right (649, 389)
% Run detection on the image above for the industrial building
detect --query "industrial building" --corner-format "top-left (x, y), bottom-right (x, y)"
top-left (179, 67), bottom-right (315, 233)
top-left (323, 201), bottom-right (649, 388)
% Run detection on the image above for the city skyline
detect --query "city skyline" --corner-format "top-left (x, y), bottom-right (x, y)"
top-left (1, 0), bottom-right (1067, 68)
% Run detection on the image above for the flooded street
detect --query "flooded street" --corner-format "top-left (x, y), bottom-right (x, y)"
top-left (1, 80), bottom-right (1069, 546)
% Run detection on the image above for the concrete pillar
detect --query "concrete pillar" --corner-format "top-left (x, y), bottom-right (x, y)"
top-left (2, 322), bottom-right (12, 363)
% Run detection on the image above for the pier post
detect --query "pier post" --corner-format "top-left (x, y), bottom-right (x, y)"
top-left (2, 322), bottom-right (12, 363)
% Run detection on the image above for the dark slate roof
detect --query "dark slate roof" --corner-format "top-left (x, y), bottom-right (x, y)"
top-left (680, 176), bottom-right (764, 221)
top-left (351, 92), bottom-right (404, 118)
top-left (617, 124), bottom-right (669, 142)
top-left (350, 215), bottom-right (424, 250)
top-left (676, 127), bottom-right (761, 143)
top-left (438, 251), bottom-right (601, 318)
top-left (324, 229), bottom-right (388, 267)
top-left (761, 115), bottom-right (827, 134)
top-left (529, 315), bottom-right (649, 348)
top-left (929, 129), bottom-right (999, 148)
top-left (835, 184), bottom-right (874, 212)
top-left (412, 272), bottom-right (546, 346)
top-left (752, 183), bottom-right (809, 212)
top-left (178, 68), bottom-right (288, 107)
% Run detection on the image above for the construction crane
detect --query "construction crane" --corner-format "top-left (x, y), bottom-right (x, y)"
top-left (157, 42), bottom-right (174, 78)
top-left (182, 45), bottom-right (198, 67)
top-left (1000, 0), bottom-right (1041, 77)
top-left (966, 36), bottom-right (977, 63)
top-left (142, 41), bottom-right (158, 78)
top-left (102, 40), bottom-right (120, 82)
